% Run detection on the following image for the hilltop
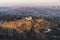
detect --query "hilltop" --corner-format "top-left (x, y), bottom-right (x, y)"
top-left (0, 18), bottom-right (60, 40)
top-left (0, 18), bottom-right (52, 40)
top-left (0, 18), bottom-right (51, 32)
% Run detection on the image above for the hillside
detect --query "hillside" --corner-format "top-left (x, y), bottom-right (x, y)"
top-left (0, 19), bottom-right (51, 31)
top-left (0, 18), bottom-right (60, 40)
top-left (0, 19), bottom-right (52, 40)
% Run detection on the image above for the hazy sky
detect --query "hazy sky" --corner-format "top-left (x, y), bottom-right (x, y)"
top-left (0, 0), bottom-right (60, 7)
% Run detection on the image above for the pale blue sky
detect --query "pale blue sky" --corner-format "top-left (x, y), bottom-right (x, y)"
top-left (0, 0), bottom-right (60, 7)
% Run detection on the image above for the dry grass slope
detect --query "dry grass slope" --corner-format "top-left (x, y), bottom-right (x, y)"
top-left (0, 19), bottom-right (51, 32)
top-left (0, 19), bottom-right (59, 40)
